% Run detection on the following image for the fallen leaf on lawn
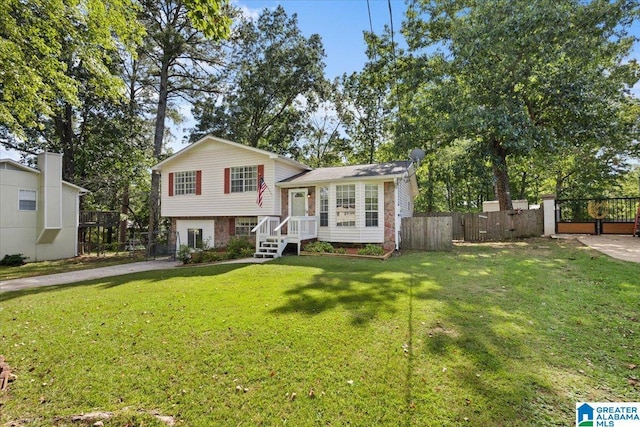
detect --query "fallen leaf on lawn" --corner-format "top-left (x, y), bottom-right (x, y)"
top-left (347, 380), bottom-right (354, 385)
top-left (628, 377), bottom-right (639, 387)
top-left (290, 392), bottom-right (297, 401)
top-left (628, 364), bottom-right (637, 370)
top-left (308, 388), bottom-right (315, 398)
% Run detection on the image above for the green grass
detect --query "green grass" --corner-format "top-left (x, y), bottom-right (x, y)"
top-left (0, 238), bottom-right (638, 426)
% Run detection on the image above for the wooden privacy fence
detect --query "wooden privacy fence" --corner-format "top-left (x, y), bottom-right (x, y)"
top-left (461, 209), bottom-right (543, 241)
top-left (401, 216), bottom-right (453, 251)
top-left (406, 209), bottom-right (544, 247)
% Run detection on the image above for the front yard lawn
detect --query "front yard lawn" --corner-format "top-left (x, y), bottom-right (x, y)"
top-left (0, 238), bottom-right (638, 426)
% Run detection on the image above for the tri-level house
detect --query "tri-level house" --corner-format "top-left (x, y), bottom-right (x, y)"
top-left (0, 152), bottom-right (87, 261)
top-left (152, 136), bottom-right (419, 257)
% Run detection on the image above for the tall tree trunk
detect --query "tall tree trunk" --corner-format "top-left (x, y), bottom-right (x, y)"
top-left (426, 158), bottom-right (435, 212)
top-left (490, 139), bottom-right (513, 211)
top-left (148, 61), bottom-right (170, 248)
top-left (518, 171), bottom-right (527, 200)
top-left (119, 183), bottom-right (130, 250)
top-left (54, 102), bottom-right (75, 182)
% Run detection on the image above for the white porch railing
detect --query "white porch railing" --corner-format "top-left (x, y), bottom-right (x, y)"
top-left (252, 216), bottom-right (281, 244)
top-left (252, 216), bottom-right (318, 257)
top-left (278, 216), bottom-right (318, 254)
top-left (288, 216), bottom-right (318, 242)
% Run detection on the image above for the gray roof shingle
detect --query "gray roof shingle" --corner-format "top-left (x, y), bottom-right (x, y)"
top-left (278, 161), bottom-right (410, 185)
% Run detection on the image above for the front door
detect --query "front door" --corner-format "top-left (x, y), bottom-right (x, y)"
top-left (289, 189), bottom-right (308, 217)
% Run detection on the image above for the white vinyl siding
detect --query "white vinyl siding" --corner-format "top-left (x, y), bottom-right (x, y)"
top-left (397, 177), bottom-right (414, 218)
top-left (159, 139), bottom-right (308, 217)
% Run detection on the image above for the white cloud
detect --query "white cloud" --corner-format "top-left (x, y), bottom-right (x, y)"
top-left (231, 0), bottom-right (263, 21)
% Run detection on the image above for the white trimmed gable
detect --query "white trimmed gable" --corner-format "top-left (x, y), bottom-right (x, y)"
top-left (154, 136), bottom-right (310, 218)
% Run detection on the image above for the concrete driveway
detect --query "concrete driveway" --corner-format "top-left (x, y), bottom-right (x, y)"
top-left (576, 234), bottom-right (640, 263)
top-left (0, 257), bottom-right (271, 293)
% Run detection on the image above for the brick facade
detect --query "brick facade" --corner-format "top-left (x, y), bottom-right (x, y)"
top-left (171, 216), bottom-right (256, 249)
top-left (383, 182), bottom-right (396, 251)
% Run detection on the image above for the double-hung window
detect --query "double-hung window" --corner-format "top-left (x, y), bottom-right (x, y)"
top-left (365, 184), bottom-right (379, 227)
top-left (235, 217), bottom-right (258, 236)
top-left (187, 228), bottom-right (203, 249)
top-left (231, 166), bottom-right (257, 193)
top-left (319, 187), bottom-right (328, 227)
top-left (336, 184), bottom-right (356, 227)
top-left (19, 190), bottom-right (37, 211)
top-left (174, 171), bottom-right (196, 195)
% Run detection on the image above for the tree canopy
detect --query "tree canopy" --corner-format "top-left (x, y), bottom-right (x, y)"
top-left (0, 0), bottom-right (143, 141)
top-left (401, 0), bottom-right (640, 209)
top-left (191, 5), bottom-right (326, 154)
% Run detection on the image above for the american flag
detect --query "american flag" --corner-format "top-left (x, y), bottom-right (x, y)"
top-left (257, 176), bottom-right (268, 207)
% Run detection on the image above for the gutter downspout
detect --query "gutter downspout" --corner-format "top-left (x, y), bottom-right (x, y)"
top-left (75, 195), bottom-right (79, 256)
top-left (395, 179), bottom-right (400, 250)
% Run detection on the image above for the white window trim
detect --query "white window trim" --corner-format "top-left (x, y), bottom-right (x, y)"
top-left (335, 184), bottom-right (356, 227)
top-left (288, 188), bottom-right (308, 217)
top-left (19, 189), bottom-right (37, 211)
top-left (231, 166), bottom-right (258, 193)
top-left (174, 171), bottom-right (196, 195)
top-left (236, 217), bottom-right (258, 236)
top-left (365, 184), bottom-right (379, 227)
top-left (318, 186), bottom-right (329, 227)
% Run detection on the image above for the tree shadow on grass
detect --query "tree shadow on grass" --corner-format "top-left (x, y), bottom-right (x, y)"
top-left (271, 250), bottom-right (577, 425)
top-left (268, 257), bottom-right (409, 326)
top-left (405, 253), bottom-right (574, 426)
top-left (270, 254), bottom-right (558, 424)
top-left (0, 263), bottom-right (248, 302)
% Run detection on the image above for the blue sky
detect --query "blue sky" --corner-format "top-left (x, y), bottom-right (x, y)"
top-left (236, 0), bottom-right (640, 79)
top-left (234, 0), bottom-right (406, 78)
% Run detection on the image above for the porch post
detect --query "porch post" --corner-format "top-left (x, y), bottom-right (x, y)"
top-left (541, 194), bottom-right (556, 236)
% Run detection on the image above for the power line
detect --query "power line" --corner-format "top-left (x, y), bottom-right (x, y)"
top-left (388, 0), bottom-right (397, 63)
top-left (388, 0), bottom-right (402, 138)
top-left (366, 0), bottom-right (374, 35)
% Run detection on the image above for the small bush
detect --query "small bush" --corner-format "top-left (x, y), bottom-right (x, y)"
top-left (226, 238), bottom-right (255, 259)
top-left (177, 245), bottom-right (192, 264)
top-left (0, 254), bottom-right (28, 266)
top-left (357, 244), bottom-right (385, 256)
top-left (335, 247), bottom-right (347, 254)
top-left (191, 250), bottom-right (229, 264)
top-left (303, 241), bottom-right (334, 253)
